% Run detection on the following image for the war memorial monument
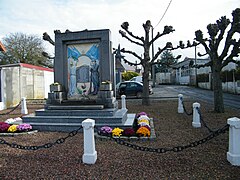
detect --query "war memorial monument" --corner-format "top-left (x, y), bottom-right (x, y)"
top-left (23, 29), bottom-right (135, 131)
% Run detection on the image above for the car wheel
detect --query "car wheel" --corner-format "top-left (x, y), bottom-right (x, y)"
top-left (136, 92), bottom-right (142, 98)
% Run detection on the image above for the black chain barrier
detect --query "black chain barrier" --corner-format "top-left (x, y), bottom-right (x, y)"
top-left (0, 101), bottom-right (21, 116)
top-left (180, 98), bottom-right (213, 133)
top-left (180, 97), bottom-right (193, 116)
top-left (196, 107), bottom-right (214, 133)
top-left (0, 126), bottom-right (83, 150)
top-left (96, 124), bottom-right (229, 153)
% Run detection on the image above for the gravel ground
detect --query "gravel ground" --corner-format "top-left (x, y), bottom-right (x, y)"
top-left (0, 100), bottom-right (240, 179)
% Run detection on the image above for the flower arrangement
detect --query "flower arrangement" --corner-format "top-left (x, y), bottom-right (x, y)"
top-left (0, 122), bottom-right (10, 132)
top-left (17, 123), bottom-right (32, 131)
top-left (7, 125), bottom-right (18, 133)
top-left (123, 128), bottom-right (136, 137)
top-left (136, 112), bottom-right (151, 137)
top-left (136, 126), bottom-right (151, 137)
top-left (136, 112), bottom-right (148, 118)
top-left (99, 126), bottom-right (112, 135)
top-left (98, 112), bottom-right (152, 138)
top-left (112, 127), bottom-right (124, 137)
top-left (0, 118), bottom-right (33, 133)
top-left (5, 117), bottom-right (22, 124)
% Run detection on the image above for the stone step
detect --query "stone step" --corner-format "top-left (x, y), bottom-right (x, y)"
top-left (47, 105), bottom-right (104, 110)
top-left (23, 115), bottom-right (126, 124)
top-left (35, 108), bottom-right (117, 117)
top-left (22, 114), bottom-right (135, 132)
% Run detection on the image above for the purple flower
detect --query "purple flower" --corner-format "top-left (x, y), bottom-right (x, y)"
top-left (0, 122), bottom-right (10, 132)
top-left (100, 126), bottom-right (112, 135)
top-left (136, 112), bottom-right (148, 118)
top-left (17, 123), bottom-right (32, 131)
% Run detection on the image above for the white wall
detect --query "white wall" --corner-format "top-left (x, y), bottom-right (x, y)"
top-left (198, 81), bottom-right (240, 94)
top-left (44, 71), bottom-right (54, 98)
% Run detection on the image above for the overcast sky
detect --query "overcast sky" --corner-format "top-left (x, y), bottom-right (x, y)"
top-left (0, 0), bottom-right (239, 62)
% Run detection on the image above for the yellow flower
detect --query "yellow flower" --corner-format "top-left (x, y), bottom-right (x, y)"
top-left (8, 125), bottom-right (18, 132)
top-left (112, 127), bottom-right (124, 137)
top-left (137, 119), bottom-right (150, 125)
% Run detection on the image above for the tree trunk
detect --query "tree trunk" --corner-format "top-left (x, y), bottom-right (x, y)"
top-left (212, 68), bottom-right (224, 113)
top-left (142, 68), bottom-right (150, 106)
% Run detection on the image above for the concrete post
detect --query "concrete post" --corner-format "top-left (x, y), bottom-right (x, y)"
top-left (21, 97), bottom-right (28, 114)
top-left (227, 117), bottom-right (240, 166)
top-left (192, 102), bottom-right (201, 128)
top-left (82, 119), bottom-right (97, 164)
top-left (178, 94), bottom-right (184, 113)
top-left (121, 95), bottom-right (127, 110)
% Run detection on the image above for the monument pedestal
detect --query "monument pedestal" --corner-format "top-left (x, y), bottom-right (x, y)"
top-left (22, 101), bottom-right (135, 132)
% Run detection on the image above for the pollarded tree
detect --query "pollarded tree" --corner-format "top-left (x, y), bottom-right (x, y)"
top-left (119, 20), bottom-right (194, 105)
top-left (194, 8), bottom-right (240, 113)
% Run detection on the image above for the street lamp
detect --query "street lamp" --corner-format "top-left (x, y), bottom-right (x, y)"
top-left (194, 46), bottom-right (198, 87)
top-left (151, 26), bottom-right (156, 87)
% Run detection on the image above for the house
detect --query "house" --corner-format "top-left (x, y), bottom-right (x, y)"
top-left (0, 63), bottom-right (54, 109)
top-left (169, 57), bottom-right (240, 94)
top-left (170, 57), bottom-right (211, 85)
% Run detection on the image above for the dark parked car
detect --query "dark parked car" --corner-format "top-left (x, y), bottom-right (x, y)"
top-left (117, 81), bottom-right (153, 98)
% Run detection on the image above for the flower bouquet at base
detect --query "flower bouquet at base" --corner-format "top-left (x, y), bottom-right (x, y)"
top-left (112, 127), bottom-right (124, 137)
top-left (7, 125), bottom-right (18, 133)
top-left (123, 128), bottom-right (136, 137)
top-left (0, 122), bottom-right (10, 132)
top-left (136, 126), bottom-right (151, 137)
top-left (136, 112), bottom-right (148, 118)
top-left (99, 126), bottom-right (112, 137)
top-left (17, 123), bottom-right (32, 132)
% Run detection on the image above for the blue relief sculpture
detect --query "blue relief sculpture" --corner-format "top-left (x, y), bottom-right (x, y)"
top-left (90, 60), bottom-right (99, 95)
top-left (67, 44), bottom-right (100, 98)
top-left (69, 60), bottom-right (77, 96)
top-left (68, 47), bottom-right (81, 97)
top-left (86, 44), bottom-right (100, 95)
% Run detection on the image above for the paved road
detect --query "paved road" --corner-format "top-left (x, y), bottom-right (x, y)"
top-left (151, 85), bottom-right (240, 109)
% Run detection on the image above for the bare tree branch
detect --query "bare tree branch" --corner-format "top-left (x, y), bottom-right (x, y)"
top-left (195, 30), bottom-right (211, 54)
top-left (219, 27), bottom-right (236, 60)
top-left (121, 22), bottom-right (144, 43)
top-left (119, 30), bottom-right (144, 46)
top-left (222, 38), bottom-right (240, 68)
top-left (151, 43), bottom-right (170, 62)
top-left (216, 16), bottom-right (230, 47)
top-left (197, 52), bottom-right (208, 57)
top-left (120, 48), bottom-right (143, 61)
top-left (43, 32), bottom-right (55, 46)
top-left (150, 26), bottom-right (175, 44)
top-left (122, 57), bottom-right (141, 66)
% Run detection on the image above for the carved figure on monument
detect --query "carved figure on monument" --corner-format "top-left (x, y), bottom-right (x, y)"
top-left (90, 60), bottom-right (99, 95)
top-left (69, 61), bottom-right (77, 96)
top-left (68, 47), bottom-right (80, 98)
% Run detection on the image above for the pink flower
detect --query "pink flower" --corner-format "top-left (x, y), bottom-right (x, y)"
top-left (17, 123), bottom-right (32, 131)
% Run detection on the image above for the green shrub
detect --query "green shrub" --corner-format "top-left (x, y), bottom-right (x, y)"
top-left (122, 71), bottom-right (139, 81)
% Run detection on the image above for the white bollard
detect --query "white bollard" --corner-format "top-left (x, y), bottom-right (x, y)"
top-left (178, 94), bottom-right (184, 113)
top-left (82, 119), bottom-right (97, 164)
top-left (227, 117), bottom-right (240, 166)
top-left (192, 102), bottom-right (201, 128)
top-left (121, 95), bottom-right (127, 110)
top-left (21, 97), bottom-right (28, 114)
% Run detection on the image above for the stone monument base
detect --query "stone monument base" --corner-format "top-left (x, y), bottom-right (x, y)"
top-left (22, 104), bottom-right (135, 132)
